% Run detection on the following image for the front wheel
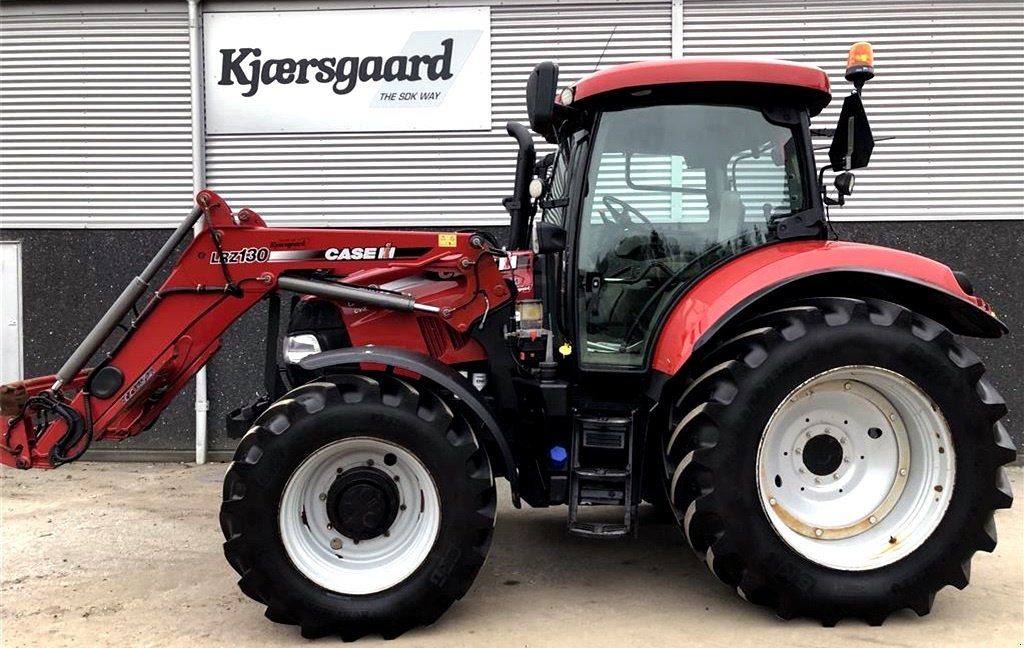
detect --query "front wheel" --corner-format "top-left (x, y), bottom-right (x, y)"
top-left (666, 297), bottom-right (1015, 625)
top-left (220, 373), bottom-right (496, 640)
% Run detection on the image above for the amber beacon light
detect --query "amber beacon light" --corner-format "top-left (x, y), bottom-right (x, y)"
top-left (845, 41), bottom-right (875, 89)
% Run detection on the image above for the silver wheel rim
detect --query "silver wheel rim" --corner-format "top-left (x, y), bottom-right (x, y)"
top-left (279, 437), bottom-right (441, 595)
top-left (757, 365), bottom-right (954, 571)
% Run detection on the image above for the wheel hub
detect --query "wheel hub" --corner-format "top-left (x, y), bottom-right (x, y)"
top-left (802, 433), bottom-right (844, 476)
top-left (327, 467), bottom-right (400, 541)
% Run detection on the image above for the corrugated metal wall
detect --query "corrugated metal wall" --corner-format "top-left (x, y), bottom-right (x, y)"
top-left (3, 0), bottom-right (1020, 228)
top-left (680, 0), bottom-right (1024, 222)
top-left (0, 3), bottom-right (194, 228)
top-left (203, 0), bottom-right (671, 227)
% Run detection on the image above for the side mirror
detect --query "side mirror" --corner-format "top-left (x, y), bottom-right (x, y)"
top-left (527, 61), bottom-right (560, 141)
top-left (828, 92), bottom-right (874, 171)
top-left (532, 220), bottom-right (566, 255)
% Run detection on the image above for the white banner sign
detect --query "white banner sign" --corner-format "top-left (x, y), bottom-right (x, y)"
top-left (204, 7), bottom-right (491, 134)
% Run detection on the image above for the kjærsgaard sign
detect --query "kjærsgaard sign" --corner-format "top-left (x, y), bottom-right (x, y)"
top-left (203, 7), bottom-right (491, 134)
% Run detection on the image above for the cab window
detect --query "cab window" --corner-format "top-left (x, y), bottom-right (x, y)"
top-left (577, 103), bottom-right (805, 368)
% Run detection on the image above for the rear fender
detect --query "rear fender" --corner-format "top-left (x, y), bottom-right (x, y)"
top-left (299, 346), bottom-right (520, 507)
top-left (650, 240), bottom-right (1007, 379)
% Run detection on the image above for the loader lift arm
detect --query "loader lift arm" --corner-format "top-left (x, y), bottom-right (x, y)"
top-left (0, 190), bottom-right (511, 470)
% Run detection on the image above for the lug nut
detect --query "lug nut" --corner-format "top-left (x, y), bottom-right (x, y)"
top-left (844, 382), bottom-right (852, 390)
top-left (400, 504), bottom-right (407, 511)
top-left (366, 459), bottom-right (375, 466)
top-left (889, 413), bottom-right (897, 421)
top-left (833, 473), bottom-right (840, 480)
top-left (330, 538), bottom-right (342, 550)
top-left (814, 477), bottom-right (821, 484)
top-left (869, 516), bottom-right (877, 524)
top-left (383, 530), bottom-right (390, 537)
top-left (769, 498), bottom-right (777, 506)
top-left (806, 431), bottom-right (814, 438)
top-left (814, 528), bottom-right (823, 537)
top-left (795, 447), bottom-right (802, 455)
top-left (844, 457), bottom-right (852, 463)
top-left (899, 468), bottom-right (907, 476)
top-left (393, 475), bottom-right (400, 482)
top-left (319, 493), bottom-right (327, 501)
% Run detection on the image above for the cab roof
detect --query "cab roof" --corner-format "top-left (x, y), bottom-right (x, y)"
top-left (570, 58), bottom-right (832, 116)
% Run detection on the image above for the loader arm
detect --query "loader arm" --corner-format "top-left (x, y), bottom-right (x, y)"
top-left (0, 190), bottom-right (511, 470)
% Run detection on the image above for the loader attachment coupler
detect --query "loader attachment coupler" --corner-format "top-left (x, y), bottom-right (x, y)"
top-left (8, 392), bottom-right (89, 467)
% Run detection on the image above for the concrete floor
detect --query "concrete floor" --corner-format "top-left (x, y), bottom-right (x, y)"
top-left (1, 463), bottom-right (1021, 647)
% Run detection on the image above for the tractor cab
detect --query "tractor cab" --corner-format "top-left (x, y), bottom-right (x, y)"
top-left (493, 49), bottom-right (890, 531)
top-left (508, 57), bottom-right (860, 371)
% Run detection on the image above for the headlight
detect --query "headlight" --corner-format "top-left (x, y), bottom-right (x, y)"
top-left (283, 334), bottom-right (322, 364)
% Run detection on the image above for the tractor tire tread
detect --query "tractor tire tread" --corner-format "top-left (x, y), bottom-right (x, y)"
top-left (220, 373), bottom-right (496, 641)
top-left (666, 296), bottom-right (1015, 626)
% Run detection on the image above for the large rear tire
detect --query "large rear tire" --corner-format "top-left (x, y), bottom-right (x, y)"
top-left (665, 297), bottom-right (1015, 625)
top-left (220, 373), bottom-right (496, 640)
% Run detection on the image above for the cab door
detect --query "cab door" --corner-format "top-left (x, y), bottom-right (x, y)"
top-left (574, 104), bottom-right (808, 370)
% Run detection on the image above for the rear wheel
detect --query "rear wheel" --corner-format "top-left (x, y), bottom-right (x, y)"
top-left (220, 373), bottom-right (496, 640)
top-left (665, 297), bottom-right (1015, 625)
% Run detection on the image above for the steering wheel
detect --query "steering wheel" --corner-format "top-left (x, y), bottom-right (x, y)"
top-left (602, 195), bottom-right (652, 225)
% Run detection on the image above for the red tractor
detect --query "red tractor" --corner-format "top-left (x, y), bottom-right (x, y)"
top-left (1, 44), bottom-right (1015, 639)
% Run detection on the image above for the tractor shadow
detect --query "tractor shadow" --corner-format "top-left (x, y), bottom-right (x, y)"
top-left (424, 493), bottom-right (927, 642)
top-left (434, 490), bottom-right (771, 628)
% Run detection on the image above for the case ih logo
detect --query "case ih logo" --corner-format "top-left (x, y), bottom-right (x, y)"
top-left (218, 39), bottom-right (455, 97)
top-left (325, 246), bottom-right (398, 261)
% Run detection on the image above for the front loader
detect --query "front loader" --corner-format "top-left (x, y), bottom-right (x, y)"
top-left (1, 43), bottom-right (1015, 639)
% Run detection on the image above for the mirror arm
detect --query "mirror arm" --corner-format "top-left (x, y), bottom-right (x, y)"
top-left (818, 164), bottom-right (838, 206)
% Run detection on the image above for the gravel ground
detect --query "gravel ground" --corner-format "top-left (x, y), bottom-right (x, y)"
top-left (1, 462), bottom-right (1021, 647)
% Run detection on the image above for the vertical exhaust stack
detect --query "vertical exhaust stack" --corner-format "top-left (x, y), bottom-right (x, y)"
top-left (502, 121), bottom-right (536, 251)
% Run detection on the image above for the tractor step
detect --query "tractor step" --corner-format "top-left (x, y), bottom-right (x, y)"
top-left (574, 467), bottom-right (629, 480)
top-left (567, 411), bottom-right (640, 538)
top-left (568, 521), bottom-right (630, 538)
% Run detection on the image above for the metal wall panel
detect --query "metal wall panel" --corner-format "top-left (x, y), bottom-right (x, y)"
top-left (0, 241), bottom-right (24, 383)
top-left (680, 0), bottom-right (1024, 221)
top-left (0, 3), bottom-right (194, 228)
top-left (203, 1), bottom-right (672, 227)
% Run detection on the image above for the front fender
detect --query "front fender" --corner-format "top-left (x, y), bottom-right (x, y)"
top-left (651, 240), bottom-right (1007, 377)
top-left (299, 346), bottom-right (520, 507)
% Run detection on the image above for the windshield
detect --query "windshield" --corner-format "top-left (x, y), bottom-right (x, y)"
top-left (577, 103), bottom-right (806, 368)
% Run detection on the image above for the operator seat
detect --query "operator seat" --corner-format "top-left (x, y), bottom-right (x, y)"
top-left (716, 190), bottom-right (747, 241)
top-left (587, 227), bottom-right (676, 341)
